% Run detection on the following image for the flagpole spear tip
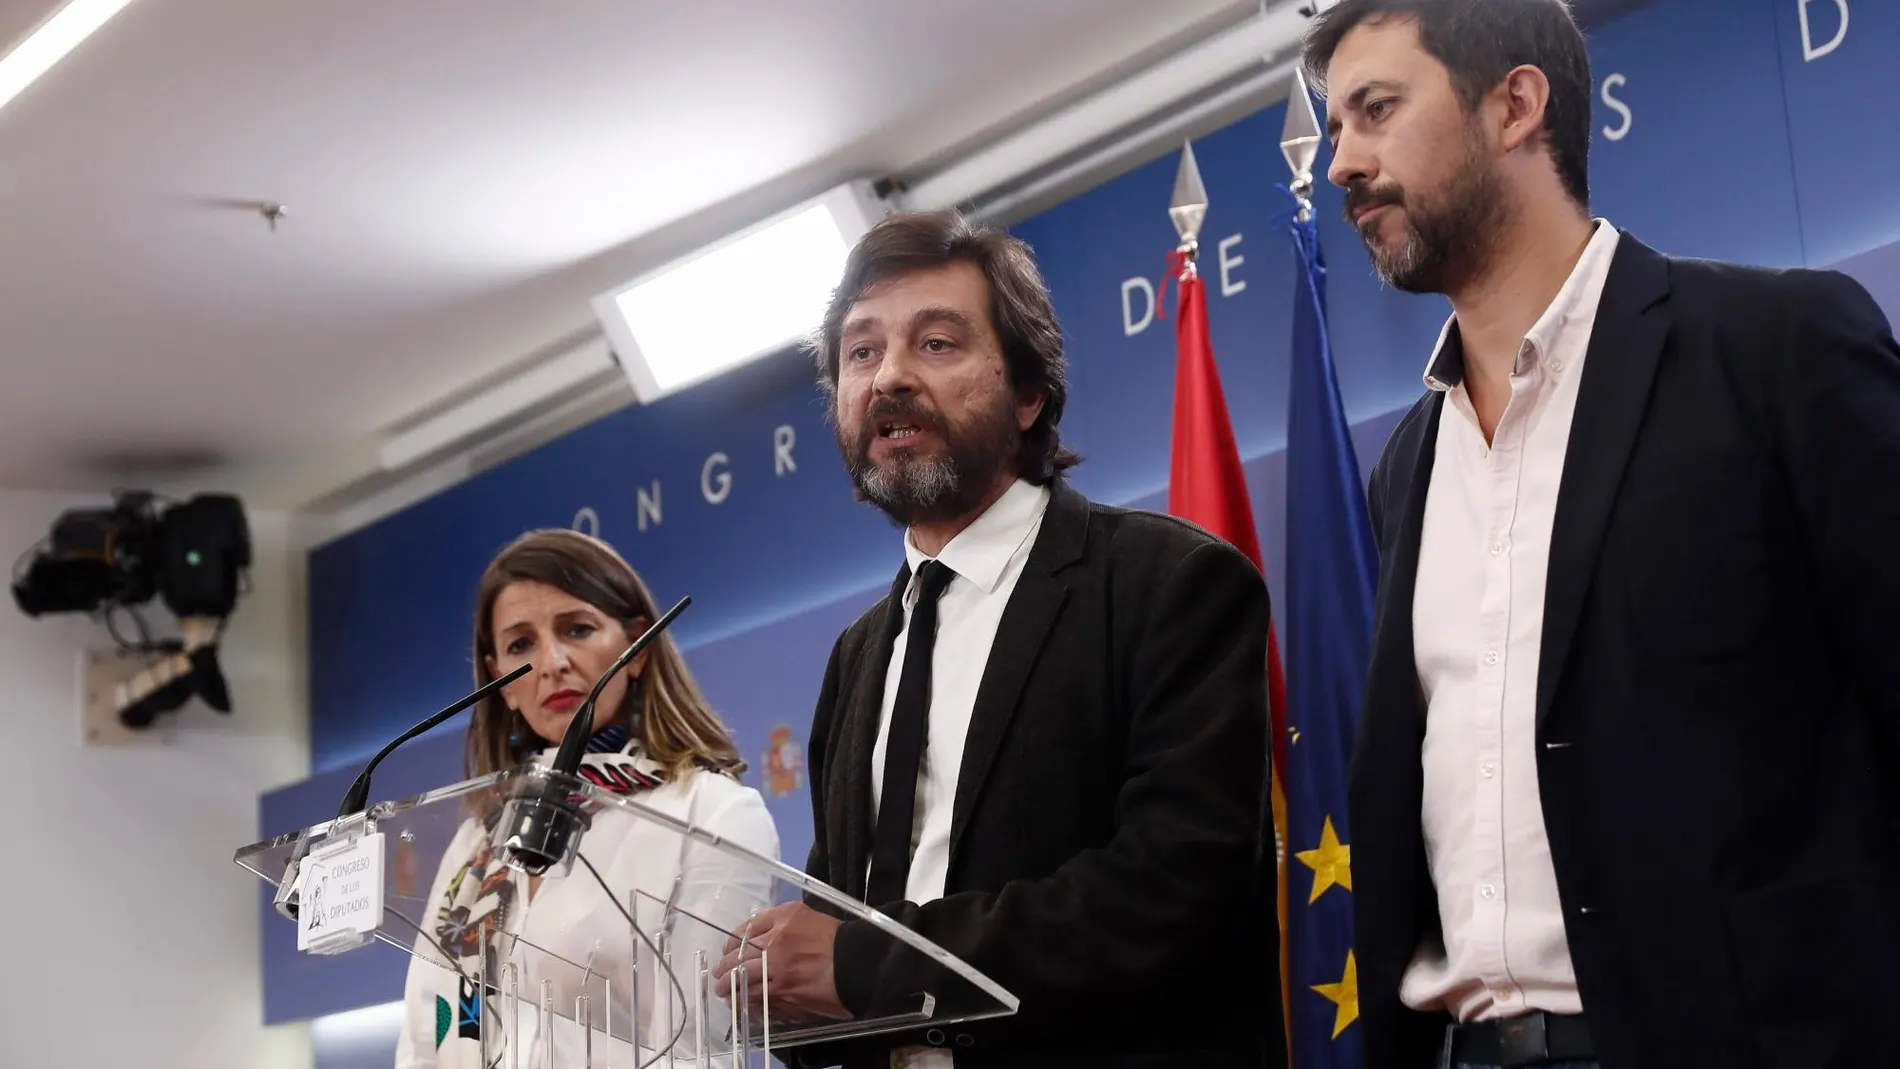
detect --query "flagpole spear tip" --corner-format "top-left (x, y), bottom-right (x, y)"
top-left (1169, 139), bottom-right (1209, 274)
top-left (1280, 67), bottom-right (1324, 224)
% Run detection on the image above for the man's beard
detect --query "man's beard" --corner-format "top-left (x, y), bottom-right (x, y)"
top-left (838, 390), bottom-right (1020, 528)
top-left (1345, 129), bottom-right (1509, 294)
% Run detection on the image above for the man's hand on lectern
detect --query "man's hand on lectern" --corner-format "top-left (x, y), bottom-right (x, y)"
top-left (713, 902), bottom-right (847, 1021)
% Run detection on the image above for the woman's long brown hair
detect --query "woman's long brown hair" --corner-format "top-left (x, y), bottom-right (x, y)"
top-left (465, 529), bottom-right (745, 782)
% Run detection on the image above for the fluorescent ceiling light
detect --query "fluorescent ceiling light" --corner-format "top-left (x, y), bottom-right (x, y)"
top-left (593, 181), bottom-right (887, 404)
top-left (0, 0), bottom-right (138, 113)
top-left (378, 336), bottom-right (618, 472)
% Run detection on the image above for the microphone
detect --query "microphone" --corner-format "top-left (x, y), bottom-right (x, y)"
top-left (500, 595), bottom-right (691, 875)
top-left (336, 661), bottom-right (533, 821)
top-left (272, 661), bottom-right (532, 921)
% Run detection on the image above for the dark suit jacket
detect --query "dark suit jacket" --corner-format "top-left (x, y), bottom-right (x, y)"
top-left (798, 480), bottom-right (1284, 1069)
top-left (1353, 232), bottom-right (1900, 1068)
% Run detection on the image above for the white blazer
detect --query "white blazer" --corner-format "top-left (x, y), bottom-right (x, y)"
top-left (394, 754), bottom-right (780, 1069)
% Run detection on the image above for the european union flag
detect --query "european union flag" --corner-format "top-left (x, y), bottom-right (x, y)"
top-left (1283, 209), bottom-right (1377, 1068)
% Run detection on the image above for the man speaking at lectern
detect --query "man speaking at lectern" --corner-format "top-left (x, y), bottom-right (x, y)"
top-left (715, 210), bottom-right (1283, 1069)
top-left (1305, 1), bottom-right (1900, 1066)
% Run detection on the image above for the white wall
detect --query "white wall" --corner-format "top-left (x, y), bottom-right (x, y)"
top-left (0, 487), bottom-right (313, 1069)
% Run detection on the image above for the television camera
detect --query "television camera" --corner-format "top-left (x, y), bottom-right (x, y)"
top-left (11, 491), bottom-right (252, 728)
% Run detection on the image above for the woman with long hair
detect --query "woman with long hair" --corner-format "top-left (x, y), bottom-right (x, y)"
top-left (396, 529), bottom-right (779, 1068)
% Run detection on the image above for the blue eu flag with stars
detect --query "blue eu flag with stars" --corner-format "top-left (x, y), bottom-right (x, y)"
top-left (1283, 208), bottom-right (1377, 1068)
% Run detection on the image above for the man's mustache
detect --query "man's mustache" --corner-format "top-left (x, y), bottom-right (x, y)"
top-left (861, 398), bottom-right (943, 438)
top-left (1344, 182), bottom-right (1404, 223)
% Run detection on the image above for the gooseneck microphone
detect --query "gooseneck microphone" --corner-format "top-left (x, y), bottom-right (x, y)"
top-left (273, 661), bottom-right (535, 921)
top-left (500, 595), bottom-right (692, 875)
top-left (335, 661), bottom-right (534, 821)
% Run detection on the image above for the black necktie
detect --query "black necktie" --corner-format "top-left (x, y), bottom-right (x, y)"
top-left (867, 559), bottom-right (955, 907)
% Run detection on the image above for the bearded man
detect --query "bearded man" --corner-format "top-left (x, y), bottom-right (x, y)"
top-left (713, 210), bottom-right (1284, 1069)
top-left (1305, 2), bottom-right (1900, 1067)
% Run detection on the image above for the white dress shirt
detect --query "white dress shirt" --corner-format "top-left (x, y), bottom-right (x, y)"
top-left (868, 476), bottom-right (1049, 1069)
top-left (1401, 220), bottom-right (1621, 1023)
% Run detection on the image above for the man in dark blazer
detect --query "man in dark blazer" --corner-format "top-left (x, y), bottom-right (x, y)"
top-left (713, 210), bottom-right (1283, 1069)
top-left (1304, 2), bottom-right (1900, 1067)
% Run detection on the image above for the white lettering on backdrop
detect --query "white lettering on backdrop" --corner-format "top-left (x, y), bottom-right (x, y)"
top-left (1218, 234), bottom-right (1247, 297)
top-left (577, 425), bottom-right (799, 539)
top-left (701, 452), bottom-right (732, 504)
top-left (571, 506), bottom-right (600, 538)
top-left (1122, 277), bottom-right (1156, 336)
top-left (1600, 73), bottom-right (1633, 141)
top-left (775, 424), bottom-right (797, 475)
top-left (1121, 232), bottom-right (1248, 336)
top-left (636, 480), bottom-right (662, 532)
top-left (1799, 0), bottom-right (1849, 62)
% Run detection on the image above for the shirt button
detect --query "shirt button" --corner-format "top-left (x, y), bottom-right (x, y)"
top-left (1489, 540), bottom-right (1505, 555)
top-left (1481, 762), bottom-right (1496, 778)
top-left (1493, 987), bottom-right (1514, 1002)
top-left (1484, 650), bottom-right (1500, 666)
top-left (1549, 359), bottom-right (1565, 373)
top-left (1480, 883), bottom-right (1497, 900)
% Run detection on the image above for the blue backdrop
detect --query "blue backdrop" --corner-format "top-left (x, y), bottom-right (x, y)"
top-left (261, 0), bottom-right (1900, 1046)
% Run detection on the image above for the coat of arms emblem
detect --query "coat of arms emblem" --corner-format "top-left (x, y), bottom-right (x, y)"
top-left (762, 724), bottom-right (804, 798)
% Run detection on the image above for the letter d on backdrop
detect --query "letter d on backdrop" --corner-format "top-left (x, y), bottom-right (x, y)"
top-left (1800, 0), bottom-right (1849, 62)
top-left (1122, 277), bottom-right (1155, 336)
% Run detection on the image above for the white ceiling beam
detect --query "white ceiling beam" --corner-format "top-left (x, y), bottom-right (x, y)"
top-left (899, 0), bottom-right (1312, 212)
top-left (973, 55), bottom-right (1302, 225)
top-left (375, 335), bottom-right (621, 473)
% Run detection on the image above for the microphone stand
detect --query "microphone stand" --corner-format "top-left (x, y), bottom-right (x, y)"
top-left (499, 595), bottom-right (691, 875)
top-left (272, 662), bottom-right (532, 920)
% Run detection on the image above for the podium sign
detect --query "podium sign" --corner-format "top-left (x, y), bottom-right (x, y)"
top-left (295, 828), bottom-right (385, 954)
top-left (237, 765), bottom-right (1017, 1068)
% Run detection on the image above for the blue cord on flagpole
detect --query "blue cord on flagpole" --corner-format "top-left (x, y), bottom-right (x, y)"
top-left (1273, 183), bottom-right (1326, 276)
top-left (1270, 183), bottom-right (1303, 236)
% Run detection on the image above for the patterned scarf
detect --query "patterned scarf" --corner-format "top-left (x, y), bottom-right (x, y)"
top-left (427, 737), bottom-right (672, 1058)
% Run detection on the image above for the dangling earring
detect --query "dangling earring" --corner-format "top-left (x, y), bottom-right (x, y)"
top-left (506, 712), bottom-right (529, 757)
top-left (630, 672), bottom-right (653, 740)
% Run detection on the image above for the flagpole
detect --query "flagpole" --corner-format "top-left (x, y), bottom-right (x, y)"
top-left (1159, 142), bottom-right (1289, 1061)
top-left (1281, 67), bottom-right (1322, 225)
top-left (1274, 73), bottom-right (1331, 1067)
top-left (1279, 67), bottom-right (1372, 1068)
top-left (1161, 140), bottom-right (1256, 564)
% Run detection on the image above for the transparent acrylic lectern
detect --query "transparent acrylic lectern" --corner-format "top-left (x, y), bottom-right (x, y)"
top-left (235, 765), bottom-right (1018, 1069)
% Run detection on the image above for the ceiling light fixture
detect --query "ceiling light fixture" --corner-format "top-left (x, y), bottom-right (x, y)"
top-left (0, 0), bottom-right (139, 114)
top-left (592, 181), bottom-right (889, 405)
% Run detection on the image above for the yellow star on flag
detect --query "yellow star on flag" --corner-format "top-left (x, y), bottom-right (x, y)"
top-left (1312, 949), bottom-right (1360, 1039)
top-left (1295, 814), bottom-right (1352, 903)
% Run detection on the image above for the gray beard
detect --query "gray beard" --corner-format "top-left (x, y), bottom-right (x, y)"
top-left (839, 383), bottom-right (1023, 528)
top-left (841, 408), bottom-right (1018, 529)
top-left (1369, 229), bottom-right (1428, 290)
top-left (854, 450), bottom-right (965, 524)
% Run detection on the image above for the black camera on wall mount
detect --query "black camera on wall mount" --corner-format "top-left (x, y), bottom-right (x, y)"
top-left (12, 490), bottom-right (252, 728)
